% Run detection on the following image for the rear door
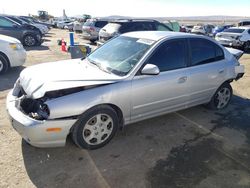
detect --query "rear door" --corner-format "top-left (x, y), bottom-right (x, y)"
top-left (186, 38), bottom-right (226, 106)
top-left (131, 39), bottom-right (189, 122)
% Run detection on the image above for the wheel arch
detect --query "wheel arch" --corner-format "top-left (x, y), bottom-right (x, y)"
top-left (69, 103), bottom-right (124, 133)
top-left (0, 51), bottom-right (10, 68)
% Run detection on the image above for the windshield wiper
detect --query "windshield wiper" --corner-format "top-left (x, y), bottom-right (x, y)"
top-left (87, 58), bottom-right (111, 74)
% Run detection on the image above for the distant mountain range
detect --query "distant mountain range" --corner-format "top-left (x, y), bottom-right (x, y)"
top-left (98, 15), bottom-right (250, 21)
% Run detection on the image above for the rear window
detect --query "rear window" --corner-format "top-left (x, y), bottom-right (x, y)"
top-left (103, 23), bottom-right (122, 32)
top-left (189, 38), bottom-right (224, 66)
top-left (223, 28), bottom-right (245, 33)
top-left (95, 21), bottom-right (108, 28)
top-left (239, 21), bottom-right (250, 26)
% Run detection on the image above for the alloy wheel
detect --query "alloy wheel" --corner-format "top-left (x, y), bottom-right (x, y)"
top-left (0, 60), bottom-right (3, 72)
top-left (215, 87), bottom-right (231, 109)
top-left (24, 36), bottom-right (36, 46)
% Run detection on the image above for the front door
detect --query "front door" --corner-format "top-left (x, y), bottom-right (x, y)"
top-left (131, 39), bottom-right (189, 122)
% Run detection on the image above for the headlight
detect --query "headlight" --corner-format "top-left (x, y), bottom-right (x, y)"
top-left (9, 43), bottom-right (23, 50)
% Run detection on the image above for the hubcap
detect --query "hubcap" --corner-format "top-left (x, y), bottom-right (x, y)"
top-left (215, 88), bottom-right (231, 109)
top-left (25, 36), bottom-right (36, 46)
top-left (83, 114), bottom-right (113, 145)
top-left (0, 60), bottom-right (3, 72)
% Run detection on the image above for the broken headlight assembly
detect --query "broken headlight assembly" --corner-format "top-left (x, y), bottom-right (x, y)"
top-left (20, 98), bottom-right (50, 120)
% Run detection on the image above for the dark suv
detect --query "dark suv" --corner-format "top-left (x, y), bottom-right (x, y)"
top-left (98, 19), bottom-right (172, 45)
top-left (0, 15), bottom-right (42, 46)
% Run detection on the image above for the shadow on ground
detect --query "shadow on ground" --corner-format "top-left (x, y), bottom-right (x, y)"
top-left (25, 45), bottom-right (49, 51)
top-left (0, 66), bottom-right (24, 92)
top-left (21, 95), bottom-right (250, 188)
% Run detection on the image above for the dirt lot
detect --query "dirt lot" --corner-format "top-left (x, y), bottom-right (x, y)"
top-left (0, 29), bottom-right (250, 188)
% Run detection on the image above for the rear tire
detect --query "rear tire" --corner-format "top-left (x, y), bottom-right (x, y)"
top-left (72, 105), bottom-right (119, 150)
top-left (23, 34), bottom-right (37, 47)
top-left (0, 54), bottom-right (9, 75)
top-left (207, 83), bottom-right (232, 110)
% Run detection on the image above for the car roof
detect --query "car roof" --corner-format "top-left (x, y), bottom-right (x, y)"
top-left (227, 26), bottom-right (249, 30)
top-left (111, 19), bottom-right (157, 23)
top-left (122, 31), bottom-right (201, 41)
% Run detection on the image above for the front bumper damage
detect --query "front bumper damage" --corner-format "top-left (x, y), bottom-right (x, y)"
top-left (6, 90), bottom-right (77, 148)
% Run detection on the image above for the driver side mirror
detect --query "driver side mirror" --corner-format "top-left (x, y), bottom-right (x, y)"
top-left (141, 64), bottom-right (160, 75)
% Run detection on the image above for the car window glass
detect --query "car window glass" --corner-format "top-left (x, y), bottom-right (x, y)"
top-left (141, 22), bottom-right (155, 30)
top-left (95, 21), bottom-right (108, 28)
top-left (147, 39), bottom-right (187, 72)
top-left (0, 17), bottom-right (15, 27)
top-left (156, 23), bottom-right (171, 31)
top-left (248, 30), bottom-right (250, 34)
top-left (190, 38), bottom-right (224, 66)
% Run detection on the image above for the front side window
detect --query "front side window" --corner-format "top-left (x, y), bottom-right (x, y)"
top-left (0, 17), bottom-right (16, 27)
top-left (146, 39), bottom-right (187, 72)
top-left (189, 38), bottom-right (224, 66)
top-left (87, 36), bottom-right (154, 76)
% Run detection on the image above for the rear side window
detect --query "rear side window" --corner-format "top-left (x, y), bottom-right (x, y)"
top-left (189, 38), bottom-right (224, 66)
top-left (0, 17), bottom-right (15, 27)
top-left (95, 21), bottom-right (108, 28)
top-left (155, 23), bottom-right (171, 31)
top-left (147, 39), bottom-right (187, 72)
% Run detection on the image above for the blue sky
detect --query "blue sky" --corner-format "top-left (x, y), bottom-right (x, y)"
top-left (1, 0), bottom-right (250, 17)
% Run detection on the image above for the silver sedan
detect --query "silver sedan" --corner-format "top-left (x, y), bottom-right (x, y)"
top-left (7, 31), bottom-right (245, 149)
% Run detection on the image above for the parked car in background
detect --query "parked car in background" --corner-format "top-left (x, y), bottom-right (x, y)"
top-left (4, 15), bottom-right (43, 36)
top-left (180, 26), bottom-right (187, 32)
top-left (57, 20), bottom-right (73, 29)
top-left (212, 25), bottom-right (234, 37)
top-left (191, 24), bottom-right (214, 36)
top-left (73, 20), bottom-right (85, 33)
top-left (0, 34), bottom-right (26, 74)
top-left (0, 16), bottom-right (42, 46)
top-left (184, 25), bottom-right (194, 33)
top-left (238, 20), bottom-right (250, 27)
top-left (163, 20), bottom-right (180, 32)
top-left (64, 22), bottom-right (74, 31)
top-left (191, 25), bottom-right (207, 35)
top-left (20, 16), bottom-right (52, 28)
top-left (82, 19), bottom-right (109, 43)
top-left (18, 16), bottom-right (49, 34)
top-left (98, 19), bottom-right (172, 45)
top-left (215, 27), bottom-right (250, 51)
top-left (7, 31), bottom-right (244, 149)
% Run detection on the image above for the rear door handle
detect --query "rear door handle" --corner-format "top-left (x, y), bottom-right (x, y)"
top-left (178, 76), bottom-right (187, 83)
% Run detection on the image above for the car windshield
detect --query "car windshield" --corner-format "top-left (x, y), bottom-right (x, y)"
top-left (87, 36), bottom-right (154, 76)
top-left (223, 28), bottom-right (245, 33)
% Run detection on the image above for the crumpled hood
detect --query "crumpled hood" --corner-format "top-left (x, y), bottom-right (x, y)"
top-left (19, 59), bottom-right (122, 99)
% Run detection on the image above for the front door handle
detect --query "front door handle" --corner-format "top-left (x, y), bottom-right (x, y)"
top-left (219, 69), bottom-right (225, 74)
top-left (178, 76), bottom-right (187, 83)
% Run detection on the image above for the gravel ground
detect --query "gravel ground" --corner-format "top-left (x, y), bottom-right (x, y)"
top-left (0, 28), bottom-right (250, 188)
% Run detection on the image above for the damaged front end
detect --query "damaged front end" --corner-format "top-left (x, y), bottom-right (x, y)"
top-left (14, 83), bottom-right (97, 121)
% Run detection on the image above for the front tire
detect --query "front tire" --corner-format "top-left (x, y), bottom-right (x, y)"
top-left (72, 105), bottom-right (119, 150)
top-left (243, 41), bottom-right (250, 52)
top-left (208, 83), bottom-right (232, 110)
top-left (0, 54), bottom-right (9, 75)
